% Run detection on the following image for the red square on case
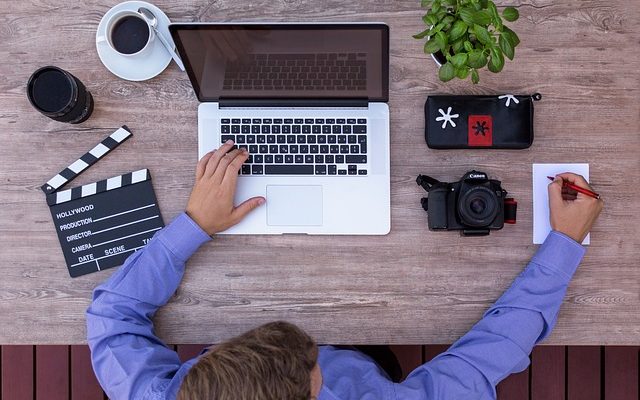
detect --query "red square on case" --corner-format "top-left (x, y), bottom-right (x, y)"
top-left (468, 115), bottom-right (493, 147)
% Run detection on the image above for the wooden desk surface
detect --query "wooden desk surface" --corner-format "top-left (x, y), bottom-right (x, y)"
top-left (0, 1), bottom-right (638, 345)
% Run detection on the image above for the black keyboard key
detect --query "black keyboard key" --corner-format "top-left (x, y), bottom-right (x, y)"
top-left (315, 155), bottom-right (324, 163)
top-left (295, 155), bottom-right (304, 163)
top-left (338, 135), bottom-right (347, 143)
top-left (350, 145), bottom-right (360, 153)
top-left (307, 136), bottom-right (316, 144)
top-left (310, 145), bottom-right (319, 153)
top-left (348, 135), bottom-right (357, 143)
top-left (242, 118), bottom-right (251, 124)
top-left (267, 135), bottom-right (276, 143)
top-left (269, 145), bottom-right (278, 153)
top-left (294, 118), bottom-right (303, 124)
top-left (305, 155), bottom-right (314, 163)
top-left (252, 125), bottom-right (260, 133)
top-left (222, 118), bottom-right (230, 124)
top-left (330, 145), bottom-right (339, 153)
top-left (277, 135), bottom-right (286, 143)
top-left (254, 155), bottom-right (264, 163)
top-left (343, 125), bottom-right (352, 134)
top-left (272, 125), bottom-right (281, 134)
top-left (322, 125), bottom-right (331, 134)
top-left (326, 118), bottom-right (335, 124)
top-left (287, 135), bottom-right (296, 143)
top-left (252, 165), bottom-right (263, 174)
top-left (346, 155), bottom-right (367, 163)
top-left (312, 125), bottom-right (321, 134)
top-left (305, 118), bottom-right (314, 124)
top-left (292, 125), bottom-right (301, 134)
top-left (246, 155), bottom-right (253, 164)
top-left (332, 125), bottom-right (341, 134)
top-left (328, 165), bottom-right (337, 175)
top-left (274, 118), bottom-right (283, 124)
top-left (284, 118), bottom-right (293, 124)
top-left (302, 125), bottom-right (311, 134)
top-left (357, 118), bottom-right (366, 124)
top-left (265, 165), bottom-right (314, 174)
top-left (265, 155), bottom-right (274, 163)
top-left (315, 118), bottom-right (325, 124)
top-left (317, 135), bottom-right (327, 144)
top-left (263, 118), bottom-right (272, 124)
top-left (337, 118), bottom-right (345, 124)
top-left (338, 169), bottom-right (347, 175)
top-left (275, 155), bottom-right (284, 163)
top-left (259, 145), bottom-right (268, 153)
top-left (360, 143), bottom-right (367, 153)
top-left (353, 125), bottom-right (367, 133)
top-left (290, 145), bottom-right (299, 153)
top-left (320, 145), bottom-right (329, 153)
top-left (315, 165), bottom-right (327, 175)
top-left (221, 125), bottom-right (231, 133)
top-left (280, 145), bottom-right (288, 153)
top-left (241, 164), bottom-right (251, 174)
top-left (285, 155), bottom-right (293, 163)
top-left (232, 118), bottom-right (241, 124)
top-left (236, 135), bottom-right (246, 144)
top-left (340, 145), bottom-right (349, 153)
top-left (232, 125), bottom-right (240, 133)
top-left (348, 164), bottom-right (357, 170)
top-left (300, 145), bottom-right (309, 153)
top-left (250, 145), bottom-right (258, 153)
top-left (252, 118), bottom-right (261, 124)
top-left (336, 155), bottom-right (345, 163)
top-left (257, 136), bottom-right (266, 143)
top-left (282, 125), bottom-right (291, 133)
top-left (221, 135), bottom-right (234, 142)
top-left (325, 155), bottom-right (334, 163)
top-left (247, 136), bottom-right (256, 144)
top-left (262, 125), bottom-right (271, 133)
top-left (297, 135), bottom-right (306, 144)
top-left (358, 170), bottom-right (367, 175)
top-left (358, 135), bottom-right (367, 144)
top-left (239, 145), bottom-right (249, 151)
top-left (242, 125), bottom-right (250, 133)
top-left (328, 135), bottom-right (337, 144)
top-left (347, 118), bottom-right (356, 124)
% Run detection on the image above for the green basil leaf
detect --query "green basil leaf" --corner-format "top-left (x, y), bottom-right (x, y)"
top-left (487, 1), bottom-right (499, 24)
top-left (467, 50), bottom-right (488, 68)
top-left (421, 0), bottom-right (433, 8)
top-left (424, 13), bottom-right (439, 26)
top-left (502, 7), bottom-right (519, 22)
top-left (451, 37), bottom-right (466, 53)
top-left (442, 15), bottom-right (455, 26)
top-left (438, 62), bottom-right (456, 82)
top-left (498, 34), bottom-right (514, 60)
top-left (472, 24), bottom-right (493, 45)
top-left (460, 8), bottom-right (475, 25)
top-left (502, 26), bottom-right (520, 47)
top-left (488, 47), bottom-right (505, 72)
top-left (449, 21), bottom-right (468, 41)
top-left (473, 10), bottom-right (492, 25)
top-left (435, 31), bottom-right (448, 52)
top-left (424, 37), bottom-right (440, 54)
top-left (450, 53), bottom-right (468, 67)
top-left (471, 69), bottom-right (480, 84)
top-left (463, 40), bottom-right (474, 52)
top-left (456, 67), bottom-right (470, 79)
top-left (413, 28), bottom-right (431, 39)
top-left (432, 0), bottom-right (442, 13)
top-left (479, 0), bottom-right (488, 9)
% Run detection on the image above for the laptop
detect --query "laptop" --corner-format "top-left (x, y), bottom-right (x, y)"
top-left (169, 23), bottom-right (390, 234)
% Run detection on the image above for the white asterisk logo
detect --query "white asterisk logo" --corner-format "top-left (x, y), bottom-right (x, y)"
top-left (435, 107), bottom-right (459, 129)
top-left (498, 94), bottom-right (520, 107)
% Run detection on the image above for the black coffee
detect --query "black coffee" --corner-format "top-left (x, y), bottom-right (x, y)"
top-left (31, 69), bottom-right (73, 112)
top-left (111, 15), bottom-right (150, 54)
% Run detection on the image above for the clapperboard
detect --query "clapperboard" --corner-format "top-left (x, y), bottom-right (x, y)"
top-left (42, 126), bottom-right (164, 277)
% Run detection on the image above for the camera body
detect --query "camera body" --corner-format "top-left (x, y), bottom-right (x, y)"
top-left (417, 171), bottom-right (516, 236)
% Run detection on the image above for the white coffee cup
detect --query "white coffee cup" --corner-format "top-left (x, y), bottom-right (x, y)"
top-left (96, 10), bottom-right (155, 57)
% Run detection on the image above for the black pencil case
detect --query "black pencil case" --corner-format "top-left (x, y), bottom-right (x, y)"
top-left (425, 93), bottom-right (541, 149)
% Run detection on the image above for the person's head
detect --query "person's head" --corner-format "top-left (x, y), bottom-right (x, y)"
top-left (177, 321), bottom-right (322, 400)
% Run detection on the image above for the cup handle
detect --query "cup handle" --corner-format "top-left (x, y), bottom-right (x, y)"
top-left (96, 35), bottom-right (107, 43)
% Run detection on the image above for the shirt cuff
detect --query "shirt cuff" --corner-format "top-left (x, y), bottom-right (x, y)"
top-left (157, 212), bottom-right (211, 263)
top-left (532, 230), bottom-right (586, 281)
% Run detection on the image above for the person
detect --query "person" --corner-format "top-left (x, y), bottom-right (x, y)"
top-left (86, 141), bottom-right (603, 400)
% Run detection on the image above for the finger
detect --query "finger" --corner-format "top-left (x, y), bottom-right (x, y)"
top-left (548, 178), bottom-right (565, 208)
top-left (232, 196), bottom-right (266, 221)
top-left (222, 149), bottom-right (249, 188)
top-left (196, 151), bottom-right (215, 180)
top-left (555, 172), bottom-right (593, 191)
top-left (212, 148), bottom-right (242, 184)
top-left (205, 140), bottom-right (235, 177)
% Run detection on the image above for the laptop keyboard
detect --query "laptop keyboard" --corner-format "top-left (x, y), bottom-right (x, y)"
top-left (220, 118), bottom-right (368, 176)
top-left (223, 53), bottom-right (367, 92)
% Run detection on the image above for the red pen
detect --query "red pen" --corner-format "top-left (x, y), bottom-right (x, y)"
top-left (547, 176), bottom-right (600, 199)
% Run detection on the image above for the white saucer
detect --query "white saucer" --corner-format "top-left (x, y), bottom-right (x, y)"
top-left (96, 1), bottom-right (174, 81)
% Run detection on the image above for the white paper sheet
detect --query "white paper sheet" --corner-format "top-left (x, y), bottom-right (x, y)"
top-left (532, 163), bottom-right (590, 245)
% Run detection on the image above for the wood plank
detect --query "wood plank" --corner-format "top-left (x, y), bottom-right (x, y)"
top-left (36, 345), bottom-right (70, 400)
top-left (176, 344), bottom-right (209, 363)
top-left (604, 346), bottom-right (639, 400)
top-left (567, 346), bottom-right (600, 400)
top-left (423, 344), bottom-right (450, 363)
top-left (531, 346), bottom-right (565, 400)
top-left (0, 0), bottom-right (639, 345)
top-left (497, 368), bottom-right (530, 400)
top-left (1, 345), bottom-right (34, 400)
top-left (389, 345), bottom-right (422, 380)
top-left (70, 345), bottom-right (104, 400)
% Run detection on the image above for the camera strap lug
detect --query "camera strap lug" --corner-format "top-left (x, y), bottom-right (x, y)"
top-left (416, 175), bottom-right (441, 192)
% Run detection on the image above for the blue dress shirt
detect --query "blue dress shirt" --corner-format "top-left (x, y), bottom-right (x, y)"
top-left (87, 213), bottom-right (585, 400)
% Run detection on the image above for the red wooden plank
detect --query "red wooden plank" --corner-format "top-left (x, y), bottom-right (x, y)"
top-left (70, 345), bottom-right (104, 400)
top-left (567, 346), bottom-right (600, 400)
top-left (1, 345), bottom-right (34, 400)
top-left (531, 345), bottom-right (565, 400)
top-left (177, 344), bottom-right (209, 363)
top-left (36, 345), bottom-right (70, 400)
top-left (423, 344), bottom-right (449, 362)
top-left (604, 346), bottom-right (639, 400)
top-left (497, 368), bottom-right (530, 400)
top-left (389, 345), bottom-right (422, 380)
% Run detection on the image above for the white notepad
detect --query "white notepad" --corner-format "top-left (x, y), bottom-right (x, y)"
top-left (532, 163), bottom-right (590, 245)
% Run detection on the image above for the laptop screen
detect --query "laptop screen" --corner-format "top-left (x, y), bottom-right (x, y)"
top-left (170, 24), bottom-right (389, 102)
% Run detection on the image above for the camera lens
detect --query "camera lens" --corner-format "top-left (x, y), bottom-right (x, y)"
top-left (458, 186), bottom-right (499, 227)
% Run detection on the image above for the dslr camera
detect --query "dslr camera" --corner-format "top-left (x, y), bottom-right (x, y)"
top-left (416, 170), bottom-right (517, 236)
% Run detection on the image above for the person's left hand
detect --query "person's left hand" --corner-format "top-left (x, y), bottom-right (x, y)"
top-left (186, 140), bottom-right (265, 235)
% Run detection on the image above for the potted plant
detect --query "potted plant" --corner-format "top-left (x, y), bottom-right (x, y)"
top-left (414, 0), bottom-right (520, 84)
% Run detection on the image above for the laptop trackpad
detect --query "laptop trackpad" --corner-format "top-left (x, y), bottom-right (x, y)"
top-left (267, 185), bottom-right (323, 226)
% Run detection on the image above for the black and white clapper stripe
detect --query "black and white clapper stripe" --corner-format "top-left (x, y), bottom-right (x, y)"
top-left (46, 169), bottom-right (150, 206)
top-left (41, 126), bottom-right (132, 195)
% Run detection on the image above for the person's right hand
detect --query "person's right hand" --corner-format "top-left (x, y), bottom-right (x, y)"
top-left (548, 172), bottom-right (604, 243)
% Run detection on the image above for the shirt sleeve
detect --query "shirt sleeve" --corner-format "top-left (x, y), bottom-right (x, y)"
top-left (396, 231), bottom-right (586, 400)
top-left (86, 212), bottom-right (211, 400)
